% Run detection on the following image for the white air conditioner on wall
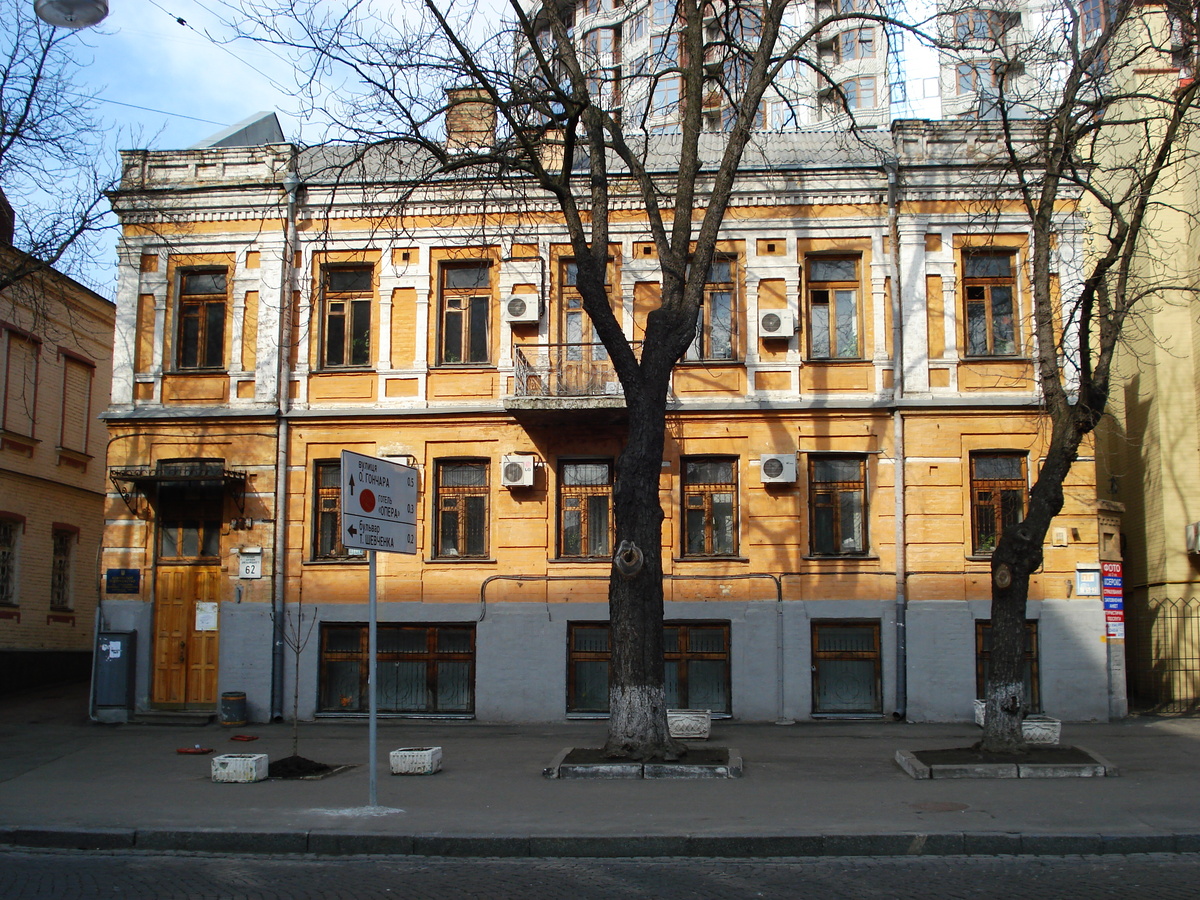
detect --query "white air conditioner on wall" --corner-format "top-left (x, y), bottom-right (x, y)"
top-left (503, 295), bottom-right (541, 324)
top-left (760, 453), bottom-right (797, 484)
top-left (501, 455), bottom-right (536, 488)
top-left (758, 309), bottom-right (796, 338)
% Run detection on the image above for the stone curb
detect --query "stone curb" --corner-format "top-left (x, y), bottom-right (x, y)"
top-left (3, 828), bottom-right (1199, 858)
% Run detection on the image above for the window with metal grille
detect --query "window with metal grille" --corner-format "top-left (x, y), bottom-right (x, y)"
top-left (321, 266), bottom-right (373, 367)
top-left (318, 623), bottom-right (475, 714)
top-left (807, 256), bottom-right (860, 359)
top-left (0, 518), bottom-right (19, 606)
top-left (50, 529), bottom-right (74, 610)
top-left (685, 257), bottom-right (736, 362)
top-left (435, 460), bottom-right (489, 558)
top-left (970, 453), bottom-right (1026, 555)
top-left (566, 621), bottom-right (731, 714)
top-left (558, 460), bottom-right (614, 558)
top-left (963, 252), bottom-right (1018, 356)
top-left (809, 456), bottom-right (867, 556)
top-left (312, 460), bottom-right (365, 561)
top-left (177, 270), bottom-right (227, 370)
top-left (812, 621), bottom-right (881, 715)
top-left (439, 262), bottom-right (492, 365)
top-left (976, 620), bottom-right (1040, 713)
top-left (683, 457), bottom-right (738, 557)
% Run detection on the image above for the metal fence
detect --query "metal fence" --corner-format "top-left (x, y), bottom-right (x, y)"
top-left (512, 343), bottom-right (630, 398)
top-left (1126, 596), bottom-right (1200, 714)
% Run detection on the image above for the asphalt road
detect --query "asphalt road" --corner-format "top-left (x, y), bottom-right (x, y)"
top-left (3, 849), bottom-right (1199, 899)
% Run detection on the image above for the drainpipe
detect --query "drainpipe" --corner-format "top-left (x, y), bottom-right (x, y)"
top-left (271, 166), bottom-right (301, 721)
top-left (886, 159), bottom-right (909, 721)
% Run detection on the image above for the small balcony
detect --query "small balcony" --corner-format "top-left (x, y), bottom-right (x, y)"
top-left (505, 343), bottom-right (633, 425)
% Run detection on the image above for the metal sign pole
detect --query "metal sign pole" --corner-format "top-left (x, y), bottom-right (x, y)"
top-left (368, 549), bottom-right (378, 808)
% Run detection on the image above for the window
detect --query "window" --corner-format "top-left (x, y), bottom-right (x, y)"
top-left (807, 256), bottom-right (860, 359)
top-left (651, 76), bottom-right (681, 116)
top-left (321, 266), bottom-right (373, 368)
top-left (0, 517), bottom-right (19, 606)
top-left (840, 28), bottom-right (874, 61)
top-left (812, 621), bottom-right (882, 714)
top-left (319, 623), bottom-right (475, 714)
top-left (842, 76), bottom-right (875, 109)
top-left (435, 460), bottom-right (489, 558)
top-left (976, 619), bottom-right (1040, 712)
top-left (558, 460), bottom-right (614, 558)
top-left (177, 270), bottom-right (227, 370)
top-left (682, 457), bottom-right (737, 557)
top-left (963, 251), bottom-right (1017, 356)
top-left (653, 0), bottom-right (673, 27)
top-left (810, 456), bottom-right (867, 556)
top-left (50, 528), bottom-right (74, 610)
top-left (560, 260), bottom-right (614, 393)
top-left (439, 262), bottom-right (492, 365)
top-left (3, 331), bottom-right (39, 437)
top-left (59, 356), bottom-right (93, 454)
top-left (956, 60), bottom-right (997, 95)
top-left (585, 26), bottom-right (620, 63)
top-left (566, 621), bottom-right (731, 714)
top-left (954, 9), bottom-right (1018, 43)
top-left (587, 69), bottom-right (621, 108)
top-left (156, 468), bottom-right (223, 561)
top-left (685, 257), bottom-right (735, 361)
top-left (312, 461), bottom-right (366, 560)
top-left (970, 453), bottom-right (1027, 555)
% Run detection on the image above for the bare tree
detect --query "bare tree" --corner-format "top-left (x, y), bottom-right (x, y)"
top-left (0, 0), bottom-right (116, 300)
top-left (959, 0), bottom-right (1200, 751)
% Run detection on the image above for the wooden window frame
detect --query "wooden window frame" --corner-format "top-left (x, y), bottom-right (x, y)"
top-left (682, 456), bottom-right (739, 558)
top-left (438, 262), bottom-right (493, 366)
top-left (320, 265), bottom-right (374, 369)
top-left (963, 250), bottom-right (1019, 356)
top-left (311, 460), bottom-right (366, 561)
top-left (50, 527), bottom-right (75, 611)
top-left (434, 459), bottom-right (490, 559)
top-left (684, 256), bottom-right (737, 362)
top-left (970, 452), bottom-right (1028, 555)
top-left (318, 623), bottom-right (476, 714)
top-left (3, 329), bottom-right (41, 438)
top-left (808, 455), bottom-right (868, 557)
top-left (176, 269), bottom-right (228, 371)
top-left (558, 459), bottom-right (615, 559)
top-left (156, 484), bottom-right (223, 563)
top-left (811, 619), bottom-right (883, 715)
top-left (806, 255), bottom-right (862, 360)
top-left (0, 514), bottom-right (22, 607)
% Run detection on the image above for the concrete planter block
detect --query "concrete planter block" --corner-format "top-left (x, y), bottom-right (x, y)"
top-left (973, 702), bottom-right (1062, 744)
top-left (667, 709), bottom-right (711, 740)
top-left (211, 753), bottom-right (268, 783)
top-left (390, 746), bottom-right (443, 775)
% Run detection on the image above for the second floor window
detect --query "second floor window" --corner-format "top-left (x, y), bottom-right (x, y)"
top-left (970, 453), bottom-right (1027, 555)
top-left (810, 456), bottom-right (867, 556)
top-left (313, 461), bottom-right (365, 561)
top-left (964, 252), bottom-right (1018, 356)
top-left (440, 263), bottom-right (492, 365)
top-left (177, 270), bottom-right (227, 370)
top-left (808, 256), bottom-right (860, 359)
top-left (322, 266), bottom-right (373, 367)
top-left (559, 460), bottom-right (614, 558)
top-left (435, 460), bottom-right (489, 558)
top-left (685, 258), bottom-right (735, 362)
top-left (683, 457), bottom-right (737, 557)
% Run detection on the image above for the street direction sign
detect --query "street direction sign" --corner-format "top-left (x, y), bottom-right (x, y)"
top-left (340, 450), bottom-right (418, 554)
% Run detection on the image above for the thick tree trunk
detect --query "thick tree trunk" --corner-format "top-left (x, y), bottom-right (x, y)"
top-left (603, 381), bottom-right (686, 760)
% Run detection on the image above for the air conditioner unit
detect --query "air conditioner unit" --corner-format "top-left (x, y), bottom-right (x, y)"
top-left (760, 453), bottom-right (797, 484)
top-left (1187, 522), bottom-right (1200, 554)
top-left (501, 455), bottom-right (535, 488)
top-left (503, 294), bottom-right (541, 324)
top-left (759, 309), bottom-right (795, 338)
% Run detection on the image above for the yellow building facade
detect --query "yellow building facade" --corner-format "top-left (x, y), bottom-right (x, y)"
top-left (100, 121), bottom-right (1114, 723)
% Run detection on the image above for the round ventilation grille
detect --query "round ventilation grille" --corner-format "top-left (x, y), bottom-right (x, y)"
top-left (507, 297), bottom-right (528, 317)
top-left (503, 462), bottom-right (526, 483)
top-left (761, 312), bottom-right (782, 333)
top-left (762, 457), bottom-right (784, 479)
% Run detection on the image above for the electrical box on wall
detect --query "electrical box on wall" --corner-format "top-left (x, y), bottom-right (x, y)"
top-left (759, 453), bottom-right (797, 484)
top-left (501, 455), bottom-right (536, 487)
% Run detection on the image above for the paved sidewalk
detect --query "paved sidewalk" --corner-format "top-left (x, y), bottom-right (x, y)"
top-left (2, 683), bottom-right (1199, 858)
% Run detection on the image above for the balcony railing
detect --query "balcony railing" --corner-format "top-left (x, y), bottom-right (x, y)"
top-left (512, 343), bottom-right (635, 398)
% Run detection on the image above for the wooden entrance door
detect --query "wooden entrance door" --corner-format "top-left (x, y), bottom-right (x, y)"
top-left (152, 566), bottom-right (220, 707)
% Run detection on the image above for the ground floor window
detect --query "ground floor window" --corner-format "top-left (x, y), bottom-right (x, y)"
top-left (566, 621), bottom-right (731, 714)
top-left (976, 619), bottom-right (1040, 713)
top-left (811, 620), bottom-right (882, 715)
top-left (318, 623), bottom-right (475, 714)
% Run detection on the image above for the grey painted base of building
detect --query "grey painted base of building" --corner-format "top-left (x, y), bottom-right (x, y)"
top-left (0, 650), bottom-right (93, 694)
top-left (93, 597), bottom-right (1112, 725)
